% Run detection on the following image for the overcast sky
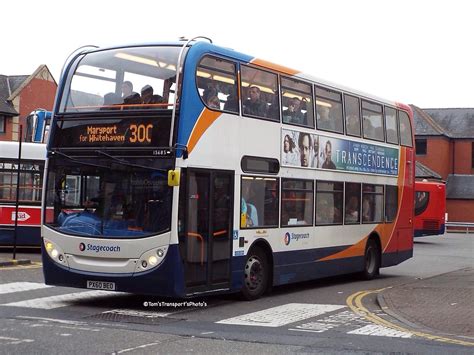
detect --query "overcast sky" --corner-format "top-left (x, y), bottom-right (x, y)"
top-left (2, 0), bottom-right (472, 108)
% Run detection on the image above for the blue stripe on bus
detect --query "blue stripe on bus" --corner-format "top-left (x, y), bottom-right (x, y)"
top-left (414, 223), bottom-right (445, 238)
top-left (0, 226), bottom-right (41, 246)
top-left (177, 42), bottom-right (253, 157)
top-left (42, 241), bottom-right (412, 297)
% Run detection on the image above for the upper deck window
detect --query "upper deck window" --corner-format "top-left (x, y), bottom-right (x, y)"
top-left (385, 107), bottom-right (399, 145)
top-left (362, 100), bottom-right (384, 142)
top-left (60, 46), bottom-right (182, 113)
top-left (196, 56), bottom-right (238, 113)
top-left (241, 66), bottom-right (279, 121)
top-left (344, 95), bottom-right (361, 137)
top-left (281, 77), bottom-right (314, 128)
top-left (399, 110), bottom-right (413, 147)
top-left (315, 86), bottom-right (343, 134)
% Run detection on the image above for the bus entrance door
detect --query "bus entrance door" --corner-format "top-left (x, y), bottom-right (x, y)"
top-left (182, 169), bottom-right (234, 294)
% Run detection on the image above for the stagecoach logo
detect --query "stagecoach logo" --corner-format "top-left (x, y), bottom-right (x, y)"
top-left (284, 232), bottom-right (310, 246)
top-left (79, 242), bottom-right (121, 253)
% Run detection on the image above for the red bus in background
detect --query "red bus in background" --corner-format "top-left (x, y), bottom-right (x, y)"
top-left (414, 180), bottom-right (446, 237)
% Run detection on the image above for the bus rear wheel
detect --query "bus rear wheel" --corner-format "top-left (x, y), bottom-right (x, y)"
top-left (361, 239), bottom-right (381, 280)
top-left (241, 248), bottom-right (269, 300)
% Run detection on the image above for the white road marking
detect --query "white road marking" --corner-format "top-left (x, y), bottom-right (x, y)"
top-left (217, 303), bottom-right (345, 327)
top-left (0, 282), bottom-right (52, 295)
top-left (115, 341), bottom-right (163, 354)
top-left (2, 290), bottom-right (121, 309)
top-left (347, 324), bottom-right (413, 338)
top-left (0, 336), bottom-right (34, 345)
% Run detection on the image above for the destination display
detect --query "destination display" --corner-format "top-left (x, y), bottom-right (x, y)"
top-left (282, 128), bottom-right (399, 176)
top-left (51, 117), bottom-right (171, 148)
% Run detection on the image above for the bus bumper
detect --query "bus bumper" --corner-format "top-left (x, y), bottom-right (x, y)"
top-left (41, 243), bottom-right (186, 297)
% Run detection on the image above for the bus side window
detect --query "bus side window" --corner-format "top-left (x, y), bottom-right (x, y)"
top-left (399, 110), bottom-right (413, 147)
top-left (241, 176), bottom-right (279, 229)
top-left (241, 65), bottom-right (279, 121)
top-left (315, 86), bottom-right (343, 134)
top-left (196, 55), bottom-right (238, 113)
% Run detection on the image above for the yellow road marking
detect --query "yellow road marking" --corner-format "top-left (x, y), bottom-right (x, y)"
top-left (346, 288), bottom-right (474, 347)
top-left (0, 262), bottom-right (42, 270)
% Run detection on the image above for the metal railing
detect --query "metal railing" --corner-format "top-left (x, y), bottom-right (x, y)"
top-left (445, 222), bottom-right (474, 234)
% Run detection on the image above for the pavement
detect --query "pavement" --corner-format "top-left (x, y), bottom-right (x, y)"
top-left (0, 248), bottom-right (41, 267)
top-left (378, 267), bottom-right (474, 339)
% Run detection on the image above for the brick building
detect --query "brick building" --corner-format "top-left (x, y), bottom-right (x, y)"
top-left (411, 105), bottom-right (474, 222)
top-left (0, 65), bottom-right (56, 142)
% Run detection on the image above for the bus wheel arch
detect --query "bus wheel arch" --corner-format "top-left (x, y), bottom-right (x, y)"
top-left (240, 239), bottom-right (273, 300)
top-left (361, 233), bottom-right (381, 280)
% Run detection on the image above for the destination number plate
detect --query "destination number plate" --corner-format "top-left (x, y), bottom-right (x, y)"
top-left (86, 280), bottom-right (115, 291)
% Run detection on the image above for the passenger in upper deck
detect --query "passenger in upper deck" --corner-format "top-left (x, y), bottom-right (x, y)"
top-left (283, 97), bottom-right (306, 125)
top-left (243, 86), bottom-right (267, 117)
top-left (141, 85), bottom-right (163, 105)
top-left (121, 81), bottom-right (141, 105)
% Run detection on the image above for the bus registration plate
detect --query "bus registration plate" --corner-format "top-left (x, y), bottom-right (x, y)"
top-left (87, 280), bottom-right (115, 291)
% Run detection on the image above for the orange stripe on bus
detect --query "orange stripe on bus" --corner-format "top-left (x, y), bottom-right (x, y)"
top-left (317, 147), bottom-right (407, 262)
top-left (250, 58), bottom-right (300, 76)
top-left (187, 108), bottom-right (222, 154)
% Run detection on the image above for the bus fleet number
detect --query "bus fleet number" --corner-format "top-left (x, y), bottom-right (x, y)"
top-left (129, 124), bottom-right (153, 143)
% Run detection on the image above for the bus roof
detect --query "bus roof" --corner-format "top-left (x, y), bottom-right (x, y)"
top-left (0, 141), bottom-right (46, 161)
top-left (77, 39), bottom-right (410, 114)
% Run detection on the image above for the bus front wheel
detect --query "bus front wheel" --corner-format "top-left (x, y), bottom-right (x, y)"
top-left (241, 247), bottom-right (269, 300)
top-left (361, 239), bottom-right (381, 280)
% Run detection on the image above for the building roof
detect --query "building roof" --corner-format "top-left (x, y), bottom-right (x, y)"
top-left (0, 75), bottom-right (22, 115)
top-left (446, 174), bottom-right (474, 199)
top-left (423, 108), bottom-right (474, 139)
top-left (415, 161), bottom-right (443, 181)
top-left (0, 65), bottom-right (55, 116)
top-left (411, 105), bottom-right (474, 139)
top-left (411, 105), bottom-right (447, 137)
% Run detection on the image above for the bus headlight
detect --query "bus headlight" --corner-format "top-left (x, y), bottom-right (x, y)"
top-left (43, 239), bottom-right (68, 267)
top-left (135, 246), bottom-right (168, 273)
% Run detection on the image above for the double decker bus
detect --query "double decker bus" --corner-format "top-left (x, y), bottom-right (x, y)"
top-left (414, 180), bottom-right (446, 237)
top-left (0, 141), bottom-right (46, 246)
top-left (42, 38), bottom-right (414, 299)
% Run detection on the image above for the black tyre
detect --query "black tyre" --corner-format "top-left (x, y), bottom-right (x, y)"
top-left (241, 247), bottom-right (269, 301)
top-left (361, 239), bottom-right (381, 280)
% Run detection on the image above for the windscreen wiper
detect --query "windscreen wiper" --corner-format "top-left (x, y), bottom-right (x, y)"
top-left (94, 150), bottom-right (167, 172)
top-left (50, 150), bottom-right (111, 170)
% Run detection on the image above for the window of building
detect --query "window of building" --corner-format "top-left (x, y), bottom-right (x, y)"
top-left (362, 184), bottom-right (384, 223)
top-left (315, 86), bottom-right (343, 133)
top-left (0, 116), bottom-right (5, 133)
top-left (471, 142), bottom-right (474, 169)
top-left (345, 182), bottom-right (361, 224)
top-left (281, 77), bottom-right (314, 128)
top-left (399, 110), bottom-right (413, 147)
top-left (415, 139), bottom-right (427, 155)
top-left (344, 95), bottom-right (361, 137)
top-left (241, 176), bottom-right (279, 229)
top-left (241, 66), bottom-right (279, 121)
top-left (362, 101), bottom-right (384, 141)
top-left (196, 56), bottom-right (238, 113)
top-left (385, 107), bottom-right (399, 145)
top-left (385, 185), bottom-right (398, 222)
top-left (316, 181), bottom-right (343, 225)
top-left (281, 179), bottom-right (314, 227)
